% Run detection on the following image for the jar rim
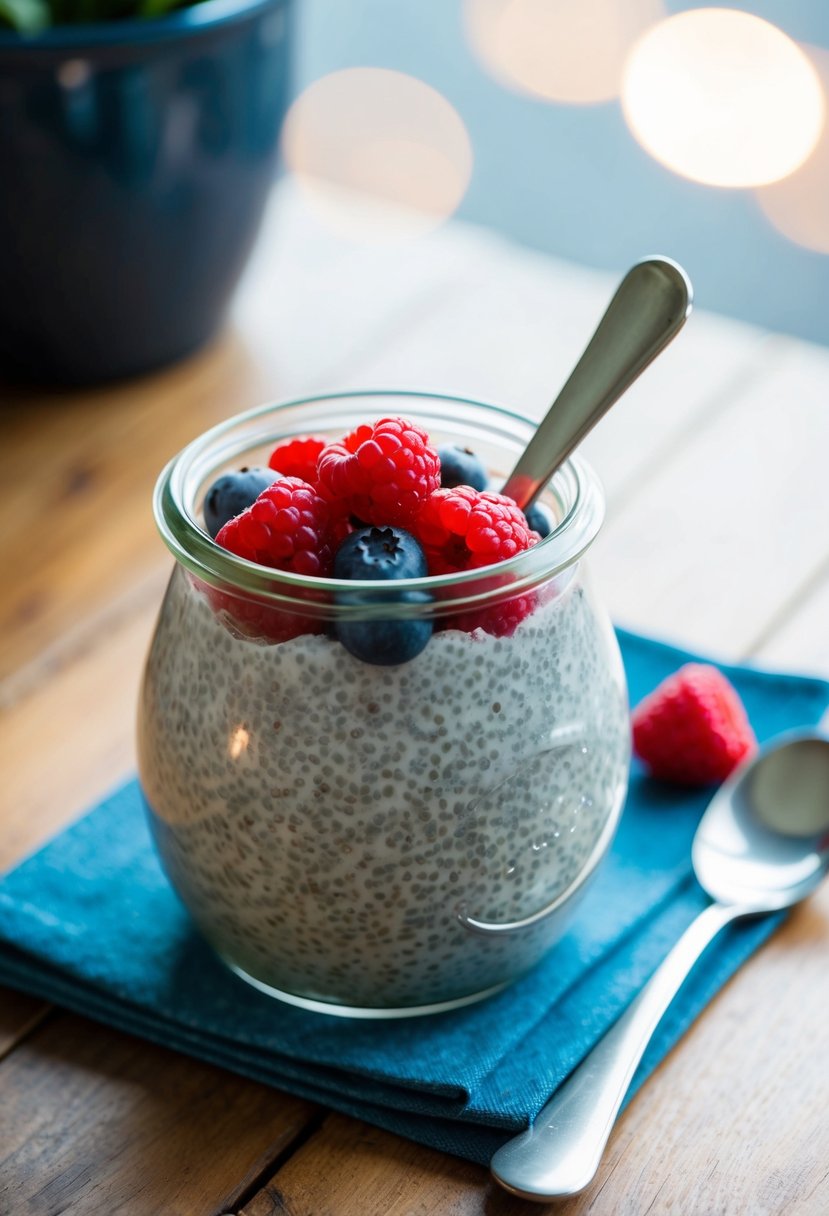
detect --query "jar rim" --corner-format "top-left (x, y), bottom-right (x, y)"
top-left (154, 389), bottom-right (605, 613)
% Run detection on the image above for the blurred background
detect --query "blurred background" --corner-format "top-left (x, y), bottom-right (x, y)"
top-left (284, 0), bottom-right (829, 346)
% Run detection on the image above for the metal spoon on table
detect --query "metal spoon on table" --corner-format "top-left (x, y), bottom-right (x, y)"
top-left (501, 255), bottom-right (692, 511)
top-left (491, 732), bottom-right (829, 1203)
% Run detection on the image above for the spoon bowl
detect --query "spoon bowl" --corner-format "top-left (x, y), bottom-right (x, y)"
top-left (693, 733), bottom-right (829, 910)
top-left (491, 731), bottom-right (829, 1203)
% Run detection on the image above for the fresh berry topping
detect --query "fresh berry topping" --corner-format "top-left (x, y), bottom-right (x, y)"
top-left (333, 595), bottom-right (432, 671)
top-left (336, 605), bottom-right (432, 666)
top-left (333, 527), bottom-right (432, 665)
top-left (317, 417), bottom-right (440, 529)
top-left (416, 485), bottom-right (537, 575)
top-left (523, 500), bottom-right (554, 539)
top-left (415, 487), bottom-right (538, 636)
top-left (334, 525), bottom-right (428, 581)
top-left (215, 477), bottom-right (334, 577)
top-left (268, 435), bottom-right (328, 485)
top-left (632, 663), bottom-right (757, 785)
top-left (203, 467), bottom-right (280, 539)
top-left (451, 592), bottom-right (537, 639)
top-left (437, 443), bottom-right (488, 491)
top-left (199, 579), bottom-right (319, 645)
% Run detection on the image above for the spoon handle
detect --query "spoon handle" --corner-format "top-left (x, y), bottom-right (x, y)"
top-left (501, 257), bottom-right (693, 510)
top-left (490, 900), bottom-right (743, 1203)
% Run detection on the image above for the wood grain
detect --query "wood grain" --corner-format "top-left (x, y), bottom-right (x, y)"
top-left (0, 1012), bottom-right (318, 1216)
top-left (591, 335), bottom-right (829, 655)
top-left (338, 233), bottom-right (774, 505)
top-left (0, 989), bottom-right (50, 1061)
top-left (237, 1114), bottom-right (507, 1216)
top-left (0, 333), bottom-right (261, 684)
top-left (751, 562), bottom-right (829, 681)
top-left (0, 580), bottom-right (162, 869)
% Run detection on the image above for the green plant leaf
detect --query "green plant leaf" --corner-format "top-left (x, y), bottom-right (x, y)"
top-left (0, 0), bottom-right (50, 32)
top-left (138, 0), bottom-right (187, 18)
top-left (0, 0), bottom-right (209, 31)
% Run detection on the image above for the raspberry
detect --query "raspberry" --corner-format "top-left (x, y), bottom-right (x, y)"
top-left (416, 486), bottom-right (538, 636)
top-left (198, 578), bottom-right (321, 645)
top-left (317, 416), bottom-right (440, 529)
top-left (451, 592), bottom-right (537, 639)
top-left (209, 477), bottom-right (334, 642)
top-left (268, 435), bottom-right (327, 486)
top-left (416, 485), bottom-right (537, 574)
top-left (216, 477), bottom-right (334, 577)
top-left (632, 663), bottom-right (757, 785)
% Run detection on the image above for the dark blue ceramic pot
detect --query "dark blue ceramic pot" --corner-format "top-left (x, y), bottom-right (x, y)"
top-left (0, 0), bottom-right (292, 384)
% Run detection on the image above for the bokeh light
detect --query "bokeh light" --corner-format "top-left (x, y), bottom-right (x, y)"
top-left (463, 0), bottom-right (666, 105)
top-left (756, 46), bottom-right (829, 255)
top-left (281, 68), bottom-right (473, 241)
top-left (621, 9), bottom-right (824, 188)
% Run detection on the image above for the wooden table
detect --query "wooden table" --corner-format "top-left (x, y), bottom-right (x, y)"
top-left (4, 182), bottom-right (829, 1215)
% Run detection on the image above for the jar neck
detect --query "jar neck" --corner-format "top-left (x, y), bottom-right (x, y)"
top-left (154, 391), bottom-right (606, 615)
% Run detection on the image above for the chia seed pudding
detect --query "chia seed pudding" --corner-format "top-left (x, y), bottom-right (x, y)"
top-left (137, 392), bottom-right (631, 1016)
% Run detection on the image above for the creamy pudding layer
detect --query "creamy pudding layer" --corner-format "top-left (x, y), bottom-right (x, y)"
top-left (139, 567), bottom-right (629, 1009)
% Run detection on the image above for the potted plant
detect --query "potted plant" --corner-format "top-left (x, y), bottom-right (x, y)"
top-left (0, 0), bottom-right (292, 383)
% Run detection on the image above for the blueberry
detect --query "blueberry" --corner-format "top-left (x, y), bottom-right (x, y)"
top-left (203, 467), bottom-right (279, 538)
top-left (335, 598), bottom-right (433, 666)
top-left (437, 444), bottom-right (488, 491)
top-left (524, 500), bottom-right (554, 539)
top-left (334, 527), bottom-right (432, 665)
top-left (334, 526), bottom-right (428, 580)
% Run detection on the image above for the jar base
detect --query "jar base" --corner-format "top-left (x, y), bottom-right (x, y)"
top-left (222, 957), bottom-right (511, 1019)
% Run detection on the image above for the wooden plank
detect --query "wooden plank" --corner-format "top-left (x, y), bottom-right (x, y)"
top-left (0, 335), bottom-right (262, 685)
top-left (0, 989), bottom-right (50, 1061)
top-left (750, 565), bottom-right (829, 681)
top-left (231, 182), bottom-right (498, 395)
top-left (0, 584), bottom-right (162, 870)
top-left (237, 1113), bottom-right (502, 1216)
top-left (336, 230), bottom-right (774, 503)
top-left (0, 1012), bottom-right (318, 1216)
top-left (589, 335), bottom-right (829, 657)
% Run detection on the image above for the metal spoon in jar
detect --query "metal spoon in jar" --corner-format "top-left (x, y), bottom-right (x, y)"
top-left (501, 256), bottom-right (692, 511)
top-left (491, 731), bottom-right (829, 1203)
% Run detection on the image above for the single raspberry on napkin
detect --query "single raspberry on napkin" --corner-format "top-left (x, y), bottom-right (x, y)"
top-left (632, 663), bottom-right (757, 785)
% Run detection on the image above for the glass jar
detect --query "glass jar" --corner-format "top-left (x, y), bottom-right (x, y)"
top-left (137, 391), bottom-right (630, 1017)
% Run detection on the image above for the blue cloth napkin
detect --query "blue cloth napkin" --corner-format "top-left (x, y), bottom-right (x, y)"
top-left (0, 629), bottom-right (827, 1167)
